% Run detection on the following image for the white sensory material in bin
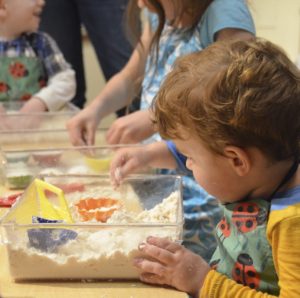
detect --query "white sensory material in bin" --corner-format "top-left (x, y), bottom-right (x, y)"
top-left (5, 192), bottom-right (180, 280)
top-left (1, 175), bottom-right (183, 281)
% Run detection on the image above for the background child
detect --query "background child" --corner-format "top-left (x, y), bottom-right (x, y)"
top-left (67, 0), bottom-right (255, 260)
top-left (0, 0), bottom-right (75, 113)
top-left (110, 39), bottom-right (300, 297)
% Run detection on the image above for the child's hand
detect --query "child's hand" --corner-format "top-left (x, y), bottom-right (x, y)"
top-left (134, 236), bottom-right (211, 297)
top-left (110, 146), bottom-right (151, 187)
top-left (67, 104), bottom-right (101, 146)
top-left (106, 110), bottom-right (154, 145)
top-left (20, 97), bottom-right (47, 113)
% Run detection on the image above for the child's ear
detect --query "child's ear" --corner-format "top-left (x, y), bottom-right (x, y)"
top-left (223, 145), bottom-right (251, 176)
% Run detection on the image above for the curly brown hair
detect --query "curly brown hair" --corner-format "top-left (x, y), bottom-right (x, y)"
top-left (153, 39), bottom-right (300, 161)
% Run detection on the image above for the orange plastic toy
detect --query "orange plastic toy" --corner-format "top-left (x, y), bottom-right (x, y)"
top-left (75, 197), bottom-right (121, 222)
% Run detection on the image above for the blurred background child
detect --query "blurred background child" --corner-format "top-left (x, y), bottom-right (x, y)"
top-left (115, 39), bottom-right (300, 297)
top-left (0, 0), bottom-right (75, 113)
top-left (68, 0), bottom-right (255, 260)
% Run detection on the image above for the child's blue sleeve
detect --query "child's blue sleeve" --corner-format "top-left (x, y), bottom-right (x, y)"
top-left (200, 0), bottom-right (256, 48)
top-left (166, 141), bottom-right (188, 173)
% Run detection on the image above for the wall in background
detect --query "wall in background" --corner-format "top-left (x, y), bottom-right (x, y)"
top-left (83, 42), bottom-right (105, 106)
top-left (83, 0), bottom-right (300, 107)
top-left (250, 0), bottom-right (300, 61)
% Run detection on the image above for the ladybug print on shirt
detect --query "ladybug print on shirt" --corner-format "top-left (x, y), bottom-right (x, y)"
top-left (0, 82), bottom-right (10, 93)
top-left (21, 93), bottom-right (32, 101)
top-left (0, 56), bottom-right (47, 103)
top-left (209, 199), bottom-right (279, 295)
top-left (9, 61), bottom-right (29, 79)
top-left (218, 216), bottom-right (231, 239)
top-left (232, 202), bottom-right (267, 233)
top-left (232, 253), bottom-right (260, 289)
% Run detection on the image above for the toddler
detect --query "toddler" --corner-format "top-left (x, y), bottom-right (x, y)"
top-left (111, 39), bottom-right (300, 297)
top-left (0, 0), bottom-right (75, 113)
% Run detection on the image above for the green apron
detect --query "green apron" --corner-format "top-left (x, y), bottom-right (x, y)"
top-left (210, 199), bottom-right (279, 295)
top-left (0, 56), bottom-right (47, 105)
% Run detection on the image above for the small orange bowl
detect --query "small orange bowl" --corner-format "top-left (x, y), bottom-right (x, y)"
top-left (75, 197), bottom-right (121, 222)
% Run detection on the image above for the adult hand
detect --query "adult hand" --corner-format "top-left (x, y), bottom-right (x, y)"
top-left (67, 105), bottom-right (101, 146)
top-left (106, 110), bottom-right (155, 145)
top-left (110, 145), bottom-right (151, 187)
top-left (134, 236), bottom-right (211, 297)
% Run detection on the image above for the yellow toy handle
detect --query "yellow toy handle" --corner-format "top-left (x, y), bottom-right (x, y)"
top-left (35, 179), bottom-right (73, 223)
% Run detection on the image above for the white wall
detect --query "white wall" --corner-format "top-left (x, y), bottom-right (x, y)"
top-left (82, 41), bottom-right (113, 127)
top-left (250, 0), bottom-right (300, 61)
top-left (82, 41), bottom-right (105, 105)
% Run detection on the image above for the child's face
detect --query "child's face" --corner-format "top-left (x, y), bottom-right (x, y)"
top-left (174, 135), bottom-right (243, 204)
top-left (2, 0), bottom-right (45, 38)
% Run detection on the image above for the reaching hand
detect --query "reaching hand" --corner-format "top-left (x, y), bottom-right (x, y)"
top-left (67, 105), bottom-right (100, 146)
top-left (110, 145), bottom-right (151, 187)
top-left (134, 236), bottom-right (211, 297)
top-left (106, 110), bottom-right (155, 145)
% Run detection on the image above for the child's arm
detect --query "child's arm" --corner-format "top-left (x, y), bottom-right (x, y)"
top-left (20, 32), bottom-right (76, 112)
top-left (25, 68), bottom-right (75, 112)
top-left (200, 271), bottom-right (276, 298)
top-left (67, 21), bottom-right (152, 146)
top-left (188, 216), bottom-right (300, 298)
top-left (19, 96), bottom-right (47, 113)
top-left (136, 237), bottom-right (278, 298)
top-left (110, 141), bottom-right (177, 187)
top-left (267, 215), bottom-right (300, 297)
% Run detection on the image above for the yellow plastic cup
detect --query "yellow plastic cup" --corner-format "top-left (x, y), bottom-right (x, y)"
top-left (84, 156), bottom-right (111, 172)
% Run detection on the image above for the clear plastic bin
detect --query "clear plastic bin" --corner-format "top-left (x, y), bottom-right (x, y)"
top-left (0, 145), bottom-right (145, 199)
top-left (0, 174), bottom-right (183, 281)
top-left (0, 128), bottom-right (108, 150)
top-left (0, 110), bottom-right (78, 132)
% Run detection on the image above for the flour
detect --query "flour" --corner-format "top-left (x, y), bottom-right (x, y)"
top-left (4, 191), bottom-right (182, 281)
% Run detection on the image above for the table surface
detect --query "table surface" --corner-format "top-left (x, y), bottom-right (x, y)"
top-left (0, 208), bottom-right (188, 298)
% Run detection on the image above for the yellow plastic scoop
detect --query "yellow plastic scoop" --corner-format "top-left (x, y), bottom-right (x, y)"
top-left (36, 179), bottom-right (73, 223)
top-left (1, 179), bottom-right (73, 224)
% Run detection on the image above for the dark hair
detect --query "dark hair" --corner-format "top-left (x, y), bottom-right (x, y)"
top-left (125, 0), bottom-right (212, 55)
top-left (154, 39), bottom-right (300, 161)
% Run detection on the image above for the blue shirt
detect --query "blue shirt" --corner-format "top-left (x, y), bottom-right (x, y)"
top-left (141, 0), bottom-right (255, 112)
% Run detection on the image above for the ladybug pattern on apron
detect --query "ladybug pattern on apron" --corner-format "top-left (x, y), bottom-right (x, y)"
top-left (210, 199), bottom-right (279, 295)
top-left (0, 56), bottom-right (47, 103)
